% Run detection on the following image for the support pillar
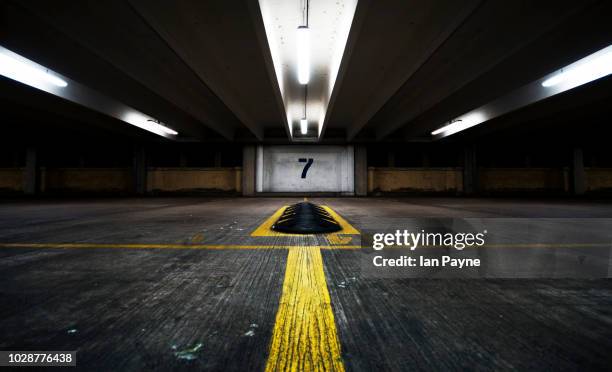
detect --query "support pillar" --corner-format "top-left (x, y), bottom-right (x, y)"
top-left (242, 145), bottom-right (256, 196)
top-left (463, 146), bottom-right (478, 195)
top-left (214, 151), bottom-right (222, 168)
top-left (387, 151), bottom-right (395, 168)
top-left (355, 145), bottom-right (367, 196)
top-left (572, 147), bottom-right (586, 195)
top-left (23, 146), bottom-right (38, 195)
top-left (133, 145), bottom-right (147, 195)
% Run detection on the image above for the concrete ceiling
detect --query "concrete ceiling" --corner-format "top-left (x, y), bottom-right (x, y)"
top-left (0, 0), bottom-right (610, 143)
top-left (0, 0), bottom-right (286, 141)
top-left (258, 0), bottom-right (357, 140)
top-left (329, 0), bottom-right (611, 140)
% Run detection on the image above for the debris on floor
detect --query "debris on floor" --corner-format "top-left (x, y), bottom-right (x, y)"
top-left (172, 342), bottom-right (203, 361)
top-left (244, 323), bottom-right (258, 337)
top-left (337, 276), bottom-right (357, 288)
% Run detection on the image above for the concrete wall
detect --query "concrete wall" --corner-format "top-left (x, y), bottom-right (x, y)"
top-left (257, 145), bottom-right (354, 193)
top-left (478, 168), bottom-right (569, 193)
top-left (147, 167), bottom-right (241, 193)
top-left (368, 167), bottom-right (463, 194)
top-left (586, 168), bottom-right (612, 192)
top-left (2, 166), bottom-right (612, 195)
top-left (0, 168), bottom-right (23, 193)
top-left (367, 167), bottom-right (575, 194)
top-left (0, 167), bottom-right (242, 194)
top-left (42, 168), bottom-right (132, 193)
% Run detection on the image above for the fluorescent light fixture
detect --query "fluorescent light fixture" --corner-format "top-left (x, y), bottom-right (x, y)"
top-left (300, 118), bottom-right (308, 134)
top-left (432, 44), bottom-right (612, 138)
top-left (431, 112), bottom-right (486, 137)
top-left (0, 45), bottom-right (178, 139)
top-left (542, 45), bottom-right (612, 88)
top-left (0, 46), bottom-right (67, 89)
top-left (297, 26), bottom-right (310, 84)
top-left (123, 113), bottom-right (178, 137)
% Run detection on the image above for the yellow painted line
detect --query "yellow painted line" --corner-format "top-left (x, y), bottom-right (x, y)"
top-left (2, 242), bottom-right (606, 251)
top-left (250, 206), bottom-right (291, 237)
top-left (265, 247), bottom-right (345, 372)
top-left (327, 235), bottom-right (353, 245)
top-left (0, 243), bottom-right (361, 250)
top-left (374, 243), bottom-right (611, 249)
top-left (251, 205), bottom-right (360, 237)
top-left (322, 206), bottom-right (360, 235)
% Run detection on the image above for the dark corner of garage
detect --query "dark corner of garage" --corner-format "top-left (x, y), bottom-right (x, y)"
top-left (0, 0), bottom-right (611, 371)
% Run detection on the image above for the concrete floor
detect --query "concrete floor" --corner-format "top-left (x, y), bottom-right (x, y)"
top-left (0, 197), bottom-right (611, 370)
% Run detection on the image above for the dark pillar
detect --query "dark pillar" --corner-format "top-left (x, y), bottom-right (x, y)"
top-left (387, 151), bottom-right (395, 168)
top-left (355, 145), bottom-right (368, 196)
top-left (572, 147), bottom-right (586, 195)
top-left (133, 145), bottom-right (147, 195)
top-left (422, 152), bottom-right (430, 168)
top-left (463, 146), bottom-right (478, 195)
top-left (242, 145), bottom-right (256, 196)
top-left (23, 146), bottom-right (38, 195)
top-left (214, 151), bottom-right (222, 168)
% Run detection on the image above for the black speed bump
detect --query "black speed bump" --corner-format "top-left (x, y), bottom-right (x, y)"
top-left (271, 202), bottom-right (342, 234)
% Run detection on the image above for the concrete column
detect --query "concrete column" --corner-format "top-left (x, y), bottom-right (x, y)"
top-left (422, 152), bottom-right (430, 168)
top-left (242, 145), bottom-right (256, 196)
top-left (354, 145), bottom-right (368, 196)
top-left (387, 151), bottom-right (395, 168)
top-left (463, 146), bottom-right (478, 195)
top-left (23, 146), bottom-right (37, 195)
top-left (214, 151), bottom-right (222, 168)
top-left (133, 145), bottom-right (147, 195)
top-left (572, 147), bottom-right (586, 195)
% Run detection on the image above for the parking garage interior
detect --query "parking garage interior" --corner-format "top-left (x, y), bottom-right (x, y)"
top-left (1, 0), bottom-right (611, 371)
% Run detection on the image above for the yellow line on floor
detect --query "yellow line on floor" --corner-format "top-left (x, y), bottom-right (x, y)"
top-left (380, 243), bottom-right (611, 249)
top-left (0, 243), bottom-right (361, 250)
top-left (265, 246), bottom-right (345, 372)
top-left (322, 206), bottom-right (360, 235)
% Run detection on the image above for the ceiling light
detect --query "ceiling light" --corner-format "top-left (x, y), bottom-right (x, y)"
top-left (297, 26), bottom-right (310, 84)
top-left (432, 44), bottom-right (612, 139)
top-left (0, 46), bottom-right (67, 88)
top-left (123, 113), bottom-right (178, 137)
top-left (542, 45), bottom-right (612, 88)
top-left (147, 119), bottom-right (178, 136)
top-left (431, 112), bottom-right (486, 137)
top-left (300, 118), bottom-right (308, 134)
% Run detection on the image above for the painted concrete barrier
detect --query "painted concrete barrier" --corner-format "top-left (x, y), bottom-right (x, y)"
top-left (147, 167), bottom-right (242, 194)
top-left (2, 167), bottom-right (612, 195)
top-left (478, 168), bottom-right (569, 193)
top-left (368, 167), bottom-right (463, 194)
top-left (42, 168), bottom-right (132, 193)
top-left (0, 168), bottom-right (23, 193)
top-left (586, 168), bottom-right (612, 192)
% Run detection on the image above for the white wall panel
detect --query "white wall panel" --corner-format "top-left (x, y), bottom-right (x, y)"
top-left (256, 145), bottom-right (354, 193)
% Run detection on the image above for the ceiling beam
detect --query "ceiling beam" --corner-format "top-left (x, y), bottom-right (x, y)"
top-left (128, 0), bottom-right (276, 140)
top-left (371, 0), bottom-right (594, 140)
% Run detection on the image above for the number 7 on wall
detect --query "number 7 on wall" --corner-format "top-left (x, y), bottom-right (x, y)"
top-left (299, 158), bottom-right (314, 179)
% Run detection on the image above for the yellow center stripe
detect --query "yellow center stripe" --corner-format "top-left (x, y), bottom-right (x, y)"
top-left (0, 243), bottom-right (361, 250)
top-left (265, 247), bottom-right (345, 372)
